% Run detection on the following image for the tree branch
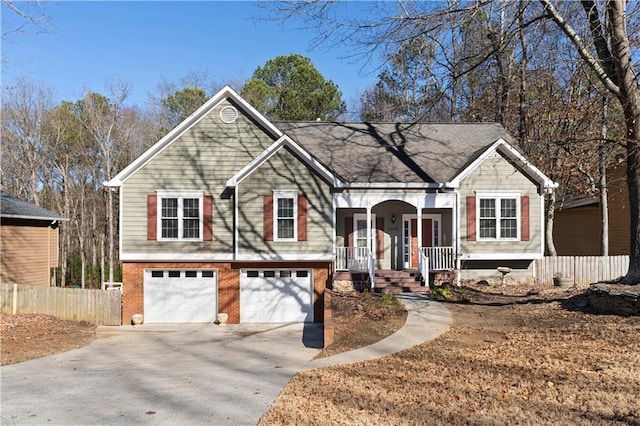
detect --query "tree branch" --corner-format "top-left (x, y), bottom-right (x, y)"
top-left (539, 0), bottom-right (620, 96)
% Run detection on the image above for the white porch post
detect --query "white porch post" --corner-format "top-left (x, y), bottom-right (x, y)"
top-left (416, 207), bottom-right (422, 270)
top-left (366, 206), bottom-right (372, 256)
top-left (366, 206), bottom-right (373, 288)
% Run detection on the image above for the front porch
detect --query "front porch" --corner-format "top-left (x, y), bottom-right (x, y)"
top-left (332, 195), bottom-right (458, 292)
top-left (334, 246), bottom-right (456, 292)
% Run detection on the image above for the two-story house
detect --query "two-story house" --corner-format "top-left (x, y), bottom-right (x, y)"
top-left (106, 86), bottom-right (556, 325)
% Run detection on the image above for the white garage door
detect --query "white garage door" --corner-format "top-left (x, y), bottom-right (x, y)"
top-left (144, 269), bottom-right (217, 323)
top-left (240, 269), bottom-right (313, 323)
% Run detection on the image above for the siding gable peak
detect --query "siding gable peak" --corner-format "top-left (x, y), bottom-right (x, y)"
top-left (225, 134), bottom-right (343, 189)
top-left (104, 85), bottom-right (283, 188)
top-left (447, 139), bottom-right (557, 193)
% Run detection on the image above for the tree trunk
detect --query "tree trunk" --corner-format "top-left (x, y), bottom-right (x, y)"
top-left (517, 0), bottom-right (528, 143)
top-left (599, 96), bottom-right (609, 256)
top-left (545, 190), bottom-right (557, 256)
top-left (79, 189), bottom-right (86, 289)
top-left (108, 188), bottom-right (115, 283)
top-left (607, 0), bottom-right (640, 283)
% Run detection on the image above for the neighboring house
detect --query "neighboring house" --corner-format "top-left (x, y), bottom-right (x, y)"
top-left (554, 162), bottom-right (630, 256)
top-left (0, 191), bottom-right (67, 286)
top-left (106, 86), bottom-right (557, 325)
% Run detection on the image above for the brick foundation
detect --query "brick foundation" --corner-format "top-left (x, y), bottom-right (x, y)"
top-left (122, 261), bottom-right (330, 325)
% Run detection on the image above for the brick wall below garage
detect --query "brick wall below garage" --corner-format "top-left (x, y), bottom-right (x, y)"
top-left (122, 261), bottom-right (330, 325)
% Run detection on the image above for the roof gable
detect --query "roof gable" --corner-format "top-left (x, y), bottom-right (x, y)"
top-left (447, 139), bottom-right (558, 191)
top-left (225, 135), bottom-right (342, 188)
top-left (105, 86), bottom-right (282, 187)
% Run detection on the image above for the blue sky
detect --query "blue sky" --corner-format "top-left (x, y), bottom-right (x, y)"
top-left (2, 1), bottom-right (381, 110)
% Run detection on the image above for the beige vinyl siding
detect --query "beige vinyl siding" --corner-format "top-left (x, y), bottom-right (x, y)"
top-left (237, 147), bottom-right (333, 256)
top-left (459, 151), bottom-right (542, 255)
top-left (1, 224), bottom-right (58, 286)
top-left (120, 100), bottom-right (277, 255)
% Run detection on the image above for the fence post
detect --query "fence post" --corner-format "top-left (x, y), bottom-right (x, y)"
top-left (12, 283), bottom-right (17, 315)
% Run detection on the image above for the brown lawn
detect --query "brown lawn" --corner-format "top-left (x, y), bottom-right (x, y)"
top-left (261, 284), bottom-right (640, 425)
top-left (1, 313), bottom-right (96, 366)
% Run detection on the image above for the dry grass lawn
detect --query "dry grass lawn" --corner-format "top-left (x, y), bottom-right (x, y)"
top-left (261, 285), bottom-right (640, 425)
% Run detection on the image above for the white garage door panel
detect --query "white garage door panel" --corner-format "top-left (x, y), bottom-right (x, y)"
top-left (144, 271), bottom-right (217, 323)
top-left (240, 270), bottom-right (312, 323)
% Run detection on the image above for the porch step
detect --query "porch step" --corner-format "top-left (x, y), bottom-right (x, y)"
top-left (373, 270), bottom-right (429, 295)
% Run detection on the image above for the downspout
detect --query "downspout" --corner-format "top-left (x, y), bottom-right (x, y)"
top-left (366, 206), bottom-right (373, 288)
top-left (332, 193), bottom-right (337, 279)
top-left (234, 187), bottom-right (238, 261)
top-left (455, 189), bottom-right (462, 287)
top-left (48, 225), bottom-right (52, 286)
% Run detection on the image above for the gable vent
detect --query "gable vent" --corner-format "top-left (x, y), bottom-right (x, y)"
top-left (220, 106), bottom-right (238, 123)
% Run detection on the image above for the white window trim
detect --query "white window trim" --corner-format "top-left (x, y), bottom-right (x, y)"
top-left (156, 190), bottom-right (204, 241)
top-left (402, 214), bottom-right (442, 247)
top-left (476, 192), bottom-right (520, 241)
top-left (273, 190), bottom-right (298, 242)
top-left (353, 213), bottom-right (377, 253)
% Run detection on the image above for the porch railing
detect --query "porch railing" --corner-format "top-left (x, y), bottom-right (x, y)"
top-left (335, 247), bottom-right (371, 271)
top-left (419, 247), bottom-right (455, 270)
top-left (367, 250), bottom-right (375, 288)
top-left (419, 250), bottom-right (430, 288)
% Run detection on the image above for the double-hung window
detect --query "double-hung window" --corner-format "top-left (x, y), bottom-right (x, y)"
top-left (158, 191), bottom-right (203, 240)
top-left (477, 193), bottom-right (519, 240)
top-left (273, 190), bottom-right (297, 241)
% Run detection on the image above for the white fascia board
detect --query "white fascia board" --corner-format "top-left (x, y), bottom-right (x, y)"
top-left (461, 252), bottom-right (543, 260)
top-left (333, 192), bottom-right (455, 209)
top-left (2, 214), bottom-right (69, 222)
top-left (225, 136), bottom-right (287, 187)
top-left (496, 141), bottom-right (559, 190)
top-left (342, 182), bottom-right (444, 189)
top-left (235, 253), bottom-right (334, 261)
top-left (447, 139), bottom-right (558, 190)
top-left (105, 85), bottom-right (283, 188)
top-left (225, 134), bottom-right (342, 188)
top-left (120, 253), bottom-right (234, 261)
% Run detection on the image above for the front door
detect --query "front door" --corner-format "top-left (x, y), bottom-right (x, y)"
top-left (403, 217), bottom-right (435, 269)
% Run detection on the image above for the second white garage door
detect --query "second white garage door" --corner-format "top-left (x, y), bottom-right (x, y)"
top-left (144, 269), bottom-right (217, 323)
top-left (240, 269), bottom-right (313, 323)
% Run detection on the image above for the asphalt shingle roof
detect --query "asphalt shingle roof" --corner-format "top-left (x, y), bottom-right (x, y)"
top-left (275, 122), bottom-right (516, 184)
top-left (0, 191), bottom-right (67, 221)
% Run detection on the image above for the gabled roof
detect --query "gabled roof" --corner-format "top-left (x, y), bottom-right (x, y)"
top-left (105, 85), bottom-right (556, 191)
top-left (105, 85), bottom-right (282, 187)
top-left (277, 121), bottom-right (556, 189)
top-left (276, 122), bottom-right (517, 184)
top-left (0, 191), bottom-right (67, 222)
top-left (225, 135), bottom-right (343, 188)
top-left (447, 139), bottom-right (558, 190)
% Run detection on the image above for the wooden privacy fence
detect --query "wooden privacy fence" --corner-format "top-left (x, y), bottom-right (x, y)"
top-left (0, 284), bottom-right (122, 325)
top-left (535, 255), bottom-right (629, 287)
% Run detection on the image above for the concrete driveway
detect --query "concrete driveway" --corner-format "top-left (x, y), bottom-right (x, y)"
top-left (1, 322), bottom-right (322, 425)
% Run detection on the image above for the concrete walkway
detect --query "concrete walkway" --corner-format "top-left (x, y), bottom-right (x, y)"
top-left (305, 294), bottom-right (452, 370)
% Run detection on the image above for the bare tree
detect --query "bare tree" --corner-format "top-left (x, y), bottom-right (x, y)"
top-left (540, 0), bottom-right (640, 282)
top-left (1, 0), bottom-right (51, 39)
top-left (78, 78), bottom-right (130, 285)
top-left (1, 78), bottom-right (54, 204)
